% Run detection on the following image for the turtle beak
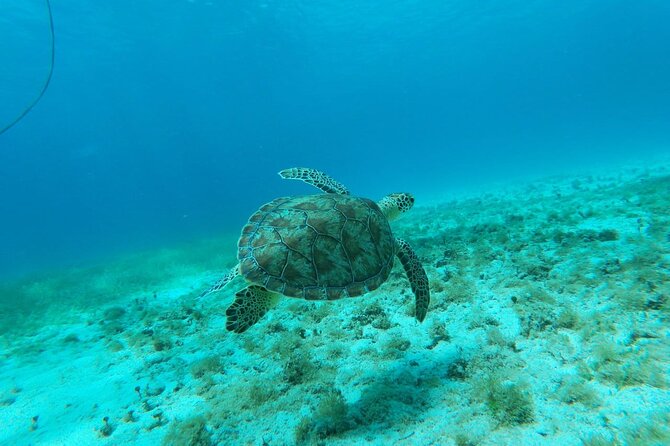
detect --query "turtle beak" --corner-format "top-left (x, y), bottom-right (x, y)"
top-left (399, 193), bottom-right (414, 212)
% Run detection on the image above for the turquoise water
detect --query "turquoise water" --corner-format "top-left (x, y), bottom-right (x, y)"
top-left (1, 2), bottom-right (669, 445)
top-left (1, 0), bottom-right (669, 278)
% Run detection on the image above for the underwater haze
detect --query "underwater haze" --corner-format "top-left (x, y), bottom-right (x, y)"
top-left (1, 1), bottom-right (670, 446)
top-left (1, 0), bottom-right (669, 278)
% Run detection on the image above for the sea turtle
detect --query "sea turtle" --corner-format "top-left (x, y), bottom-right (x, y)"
top-left (201, 167), bottom-right (430, 333)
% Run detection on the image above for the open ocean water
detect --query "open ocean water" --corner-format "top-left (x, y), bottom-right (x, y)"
top-left (1, 1), bottom-right (669, 445)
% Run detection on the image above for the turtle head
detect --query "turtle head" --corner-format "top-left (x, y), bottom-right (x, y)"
top-left (378, 193), bottom-right (415, 221)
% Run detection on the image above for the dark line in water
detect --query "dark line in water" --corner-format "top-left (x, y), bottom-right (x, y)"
top-left (0, 0), bottom-right (55, 136)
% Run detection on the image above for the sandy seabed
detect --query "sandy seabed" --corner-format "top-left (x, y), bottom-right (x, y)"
top-left (1, 160), bottom-right (669, 446)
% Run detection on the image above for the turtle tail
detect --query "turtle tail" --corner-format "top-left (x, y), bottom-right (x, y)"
top-left (200, 264), bottom-right (239, 298)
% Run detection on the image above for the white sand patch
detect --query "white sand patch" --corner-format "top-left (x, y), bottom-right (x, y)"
top-left (1, 160), bottom-right (669, 445)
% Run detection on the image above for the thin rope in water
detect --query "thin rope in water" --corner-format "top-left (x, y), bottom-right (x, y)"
top-left (0, 0), bottom-right (55, 136)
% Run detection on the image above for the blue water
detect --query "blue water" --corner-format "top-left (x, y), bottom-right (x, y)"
top-left (1, 0), bottom-right (669, 279)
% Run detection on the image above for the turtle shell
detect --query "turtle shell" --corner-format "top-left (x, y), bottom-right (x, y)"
top-left (237, 194), bottom-right (396, 300)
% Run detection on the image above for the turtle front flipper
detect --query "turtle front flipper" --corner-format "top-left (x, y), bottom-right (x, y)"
top-left (395, 238), bottom-right (430, 322)
top-left (226, 285), bottom-right (280, 333)
top-left (200, 264), bottom-right (239, 298)
top-left (278, 167), bottom-right (350, 195)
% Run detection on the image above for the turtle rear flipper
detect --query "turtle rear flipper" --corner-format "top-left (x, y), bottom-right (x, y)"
top-left (278, 167), bottom-right (350, 195)
top-left (226, 285), bottom-right (280, 333)
top-left (395, 238), bottom-right (430, 322)
top-left (200, 264), bottom-right (239, 298)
